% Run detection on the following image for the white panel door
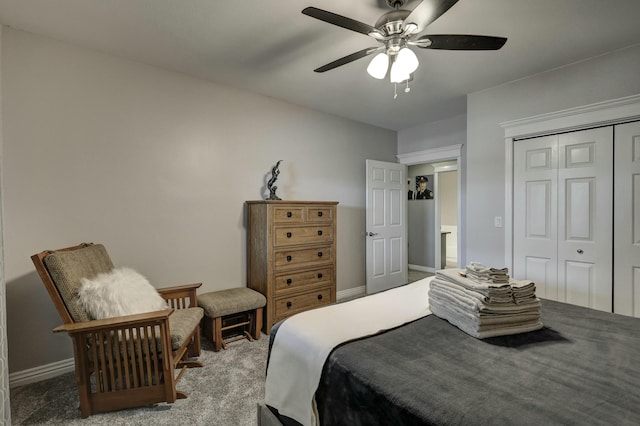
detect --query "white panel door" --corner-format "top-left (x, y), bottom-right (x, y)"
top-left (614, 121), bottom-right (640, 317)
top-left (513, 135), bottom-right (559, 299)
top-left (366, 160), bottom-right (407, 294)
top-left (513, 127), bottom-right (613, 311)
top-left (557, 127), bottom-right (613, 311)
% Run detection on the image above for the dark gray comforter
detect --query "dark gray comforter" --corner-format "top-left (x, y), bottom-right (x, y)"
top-left (269, 299), bottom-right (640, 425)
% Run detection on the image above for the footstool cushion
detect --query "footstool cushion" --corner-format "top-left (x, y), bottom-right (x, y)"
top-left (198, 288), bottom-right (266, 351)
top-left (199, 288), bottom-right (266, 318)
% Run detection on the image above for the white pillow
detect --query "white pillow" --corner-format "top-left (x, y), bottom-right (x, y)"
top-left (78, 267), bottom-right (168, 320)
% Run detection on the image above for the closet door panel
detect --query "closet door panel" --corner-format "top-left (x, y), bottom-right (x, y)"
top-left (513, 135), bottom-right (558, 299)
top-left (557, 127), bottom-right (613, 311)
top-left (614, 121), bottom-right (640, 317)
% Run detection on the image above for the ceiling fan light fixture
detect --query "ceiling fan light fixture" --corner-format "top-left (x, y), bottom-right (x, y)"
top-left (396, 47), bottom-right (419, 74)
top-left (390, 47), bottom-right (418, 83)
top-left (390, 63), bottom-right (410, 83)
top-left (367, 52), bottom-right (390, 79)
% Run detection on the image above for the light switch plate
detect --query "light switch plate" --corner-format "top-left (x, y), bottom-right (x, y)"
top-left (494, 216), bottom-right (503, 228)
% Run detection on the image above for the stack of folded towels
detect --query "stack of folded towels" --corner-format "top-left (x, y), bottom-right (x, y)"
top-left (429, 262), bottom-right (543, 339)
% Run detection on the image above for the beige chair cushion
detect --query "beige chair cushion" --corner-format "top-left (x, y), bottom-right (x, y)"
top-left (198, 288), bottom-right (266, 318)
top-left (169, 307), bottom-right (204, 349)
top-left (43, 244), bottom-right (114, 322)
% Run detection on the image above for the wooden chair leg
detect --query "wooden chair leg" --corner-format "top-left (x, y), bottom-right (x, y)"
top-left (253, 307), bottom-right (263, 339)
top-left (214, 316), bottom-right (223, 352)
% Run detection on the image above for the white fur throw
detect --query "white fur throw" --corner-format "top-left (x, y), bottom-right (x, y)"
top-left (78, 267), bottom-right (168, 320)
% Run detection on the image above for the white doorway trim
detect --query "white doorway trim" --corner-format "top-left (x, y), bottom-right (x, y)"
top-left (500, 93), bottom-right (640, 271)
top-left (397, 144), bottom-right (463, 271)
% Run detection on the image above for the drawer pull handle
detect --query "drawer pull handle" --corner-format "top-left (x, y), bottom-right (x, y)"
top-left (287, 211), bottom-right (292, 218)
top-left (286, 301), bottom-right (292, 308)
top-left (286, 255), bottom-right (292, 262)
top-left (287, 232), bottom-right (292, 238)
top-left (317, 273), bottom-right (323, 279)
top-left (286, 278), bottom-right (292, 285)
top-left (317, 294), bottom-right (323, 300)
top-left (318, 211), bottom-right (323, 217)
top-left (317, 230), bottom-right (323, 236)
top-left (317, 252), bottom-right (323, 258)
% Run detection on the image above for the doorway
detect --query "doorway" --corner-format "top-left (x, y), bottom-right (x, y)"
top-left (398, 144), bottom-right (463, 281)
top-left (407, 163), bottom-right (458, 277)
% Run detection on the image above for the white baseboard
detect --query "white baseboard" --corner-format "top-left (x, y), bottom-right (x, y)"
top-left (408, 264), bottom-right (436, 273)
top-left (337, 285), bottom-right (366, 301)
top-left (9, 358), bottom-right (75, 388)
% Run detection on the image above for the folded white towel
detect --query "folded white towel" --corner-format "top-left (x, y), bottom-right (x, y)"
top-left (429, 300), bottom-right (543, 339)
top-left (429, 291), bottom-right (540, 327)
top-left (437, 269), bottom-right (512, 292)
top-left (430, 279), bottom-right (542, 313)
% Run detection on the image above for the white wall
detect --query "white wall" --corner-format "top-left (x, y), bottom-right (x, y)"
top-left (1, 28), bottom-right (397, 373)
top-left (466, 44), bottom-right (640, 267)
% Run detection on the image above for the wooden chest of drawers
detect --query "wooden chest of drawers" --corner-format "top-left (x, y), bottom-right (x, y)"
top-left (246, 200), bottom-right (338, 334)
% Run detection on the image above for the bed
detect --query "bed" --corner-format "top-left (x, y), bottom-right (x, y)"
top-left (261, 279), bottom-right (640, 426)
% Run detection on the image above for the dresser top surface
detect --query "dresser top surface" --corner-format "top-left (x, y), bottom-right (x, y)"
top-left (246, 200), bottom-right (339, 205)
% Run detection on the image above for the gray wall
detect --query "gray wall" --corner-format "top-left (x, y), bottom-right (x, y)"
top-left (1, 28), bottom-right (397, 373)
top-left (439, 171), bottom-right (457, 227)
top-left (466, 44), bottom-right (640, 267)
top-left (407, 163), bottom-right (435, 268)
top-left (0, 24), bottom-right (11, 424)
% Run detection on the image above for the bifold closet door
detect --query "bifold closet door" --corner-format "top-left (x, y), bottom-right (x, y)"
top-left (513, 135), bottom-right (559, 300)
top-left (614, 121), bottom-right (640, 317)
top-left (556, 127), bottom-right (612, 312)
top-left (513, 127), bottom-right (613, 311)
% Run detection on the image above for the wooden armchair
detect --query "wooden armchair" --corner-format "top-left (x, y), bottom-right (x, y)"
top-left (31, 243), bottom-right (204, 417)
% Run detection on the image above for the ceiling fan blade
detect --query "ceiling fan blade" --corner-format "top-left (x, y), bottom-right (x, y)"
top-left (412, 34), bottom-right (507, 50)
top-left (314, 47), bottom-right (382, 73)
top-left (302, 7), bottom-right (380, 37)
top-left (403, 0), bottom-right (459, 33)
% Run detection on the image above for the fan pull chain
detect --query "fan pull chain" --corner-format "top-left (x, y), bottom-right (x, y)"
top-left (405, 80), bottom-right (411, 93)
top-left (394, 83), bottom-right (398, 99)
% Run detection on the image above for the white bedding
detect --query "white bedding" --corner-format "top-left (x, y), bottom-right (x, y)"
top-left (264, 276), bottom-right (433, 426)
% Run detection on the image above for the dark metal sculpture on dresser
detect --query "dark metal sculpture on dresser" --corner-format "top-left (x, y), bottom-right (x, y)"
top-left (266, 160), bottom-right (283, 200)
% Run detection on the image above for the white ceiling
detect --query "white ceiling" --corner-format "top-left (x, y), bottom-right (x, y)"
top-left (1, 0), bottom-right (640, 130)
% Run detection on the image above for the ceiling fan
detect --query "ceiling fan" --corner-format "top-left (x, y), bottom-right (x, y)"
top-left (302, 0), bottom-right (506, 90)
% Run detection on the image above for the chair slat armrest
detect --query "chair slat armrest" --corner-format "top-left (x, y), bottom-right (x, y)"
top-left (158, 283), bottom-right (202, 309)
top-left (157, 282), bottom-right (202, 295)
top-left (53, 309), bottom-right (174, 334)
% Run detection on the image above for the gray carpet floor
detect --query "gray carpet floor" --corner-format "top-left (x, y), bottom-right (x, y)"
top-left (10, 336), bottom-right (269, 425)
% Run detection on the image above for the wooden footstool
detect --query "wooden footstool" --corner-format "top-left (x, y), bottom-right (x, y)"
top-left (198, 288), bottom-right (266, 351)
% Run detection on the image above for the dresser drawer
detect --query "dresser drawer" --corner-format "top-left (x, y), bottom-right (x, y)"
top-left (272, 206), bottom-right (305, 223)
top-left (274, 267), bottom-right (333, 294)
top-left (274, 245), bottom-right (333, 270)
top-left (274, 225), bottom-right (334, 247)
top-left (306, 206), bottom-right (335, 222)
top-left (274, 287), bottom-right (333, 321)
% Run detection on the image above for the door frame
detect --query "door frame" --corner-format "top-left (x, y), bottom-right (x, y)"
top-left (501, 94), bottom-right (640, 271)
top-left (397, 144), bottom-right (463, 271)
